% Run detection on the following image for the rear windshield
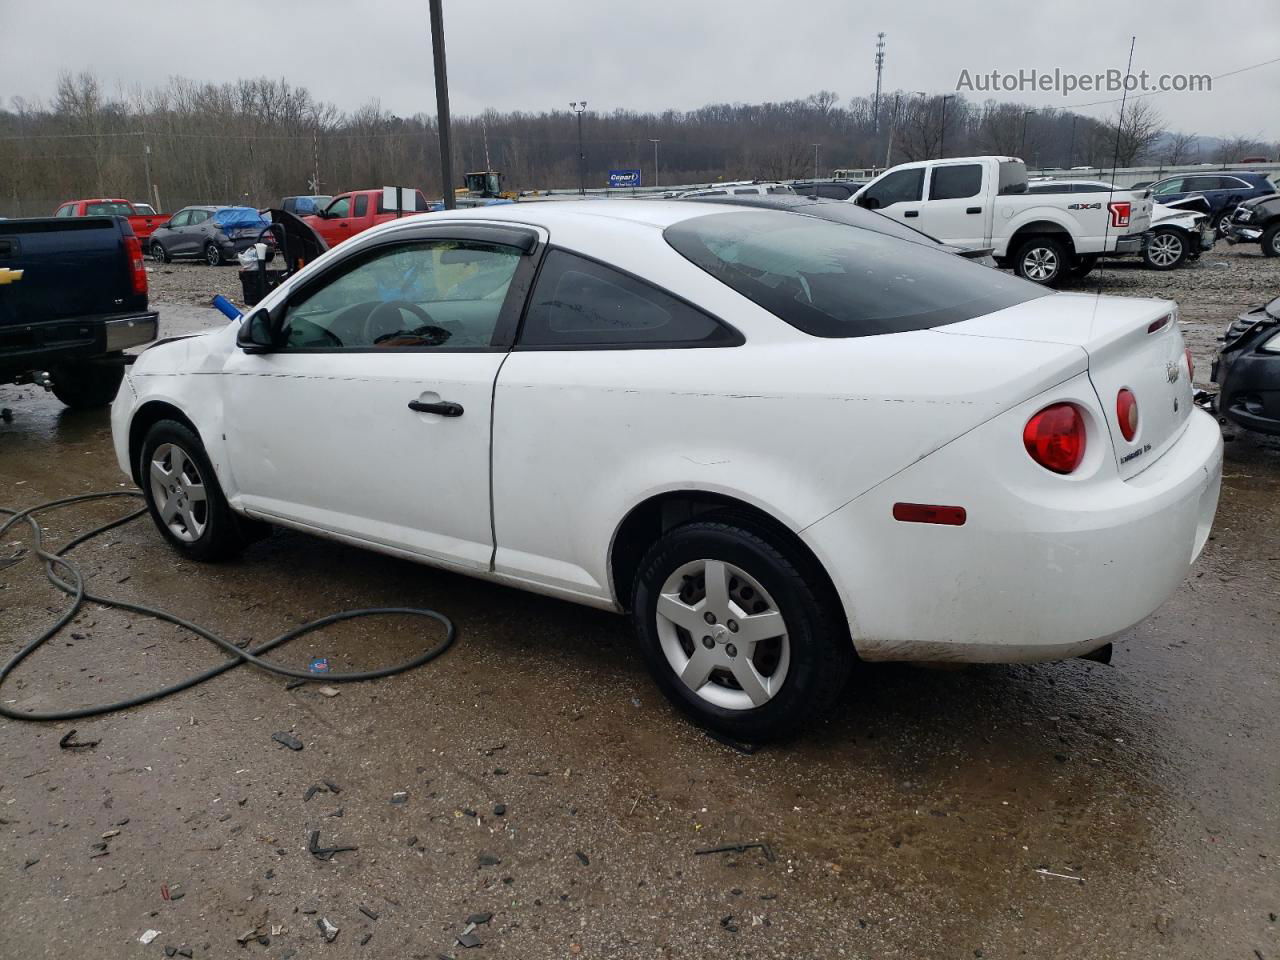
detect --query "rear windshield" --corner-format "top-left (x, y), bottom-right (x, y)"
top-left (664, 210), bottom-right (1048, 338)
top-left (85, 201), bottom-right (135, 216)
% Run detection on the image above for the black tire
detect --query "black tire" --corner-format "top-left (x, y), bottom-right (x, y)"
top-left (631, 517), bottom-right (853, 742)
top-left (1212, 210), bottom-right (1233, 239)
top-left (204, 242), bottom-right (224, 267)
top-left (1013, 236), bottom-right (1069, 287)
top-left (149, 241), bottom-right (169, 264)
top-left (1141, 227), bottom-right (1189, 271)
top-left (1066, 254), bottom-right (1098, 280)
top-left (1262, 224), bottom-right (1280, 258)
top-left (48, 357), bottom-right (125, 409)
top-left (139, 419), bottom-right (251, 561)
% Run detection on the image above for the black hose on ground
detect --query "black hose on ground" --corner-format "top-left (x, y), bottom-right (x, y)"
top-left (0, 491), bottom-right (456, 722)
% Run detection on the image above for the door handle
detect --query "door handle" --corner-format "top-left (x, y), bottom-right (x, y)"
top-left (966, 206), bottom-right (982, 214)
top-left (408, 399), bottom-right (464, 417)
top-left (903, 210), bottom-right (919, 218)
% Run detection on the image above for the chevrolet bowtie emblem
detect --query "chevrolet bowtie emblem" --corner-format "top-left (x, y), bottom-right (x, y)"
top-left (0, 267), bottom-right (24, 285)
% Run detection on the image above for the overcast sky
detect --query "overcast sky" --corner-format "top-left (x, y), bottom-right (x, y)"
top-left (2, 0), bottom-right (1277, 140)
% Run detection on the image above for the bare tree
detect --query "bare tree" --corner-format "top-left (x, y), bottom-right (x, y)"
top-left (1163, 130), bottom-right (1199, 166)
top-left (1108, 100), bottom-right (1164, 167)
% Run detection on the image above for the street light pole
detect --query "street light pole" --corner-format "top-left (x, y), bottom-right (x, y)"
top-left (570, 101), bottom-right (587, 195)
top-left (1020, 109), bottom-right (1033, 159)
top-left (429, 0), bottom-right (456, 209)
top-left (812, 143), bottom-right (820, 180)
top-left (649, 138), bottom-right (661, 188)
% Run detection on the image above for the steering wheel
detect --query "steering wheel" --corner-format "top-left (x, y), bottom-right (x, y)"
top-left (362, 300), bottom-right (435, 345)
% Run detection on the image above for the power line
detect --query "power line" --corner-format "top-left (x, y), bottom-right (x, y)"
top-left (1058, 54), bottom-right (1280, 110)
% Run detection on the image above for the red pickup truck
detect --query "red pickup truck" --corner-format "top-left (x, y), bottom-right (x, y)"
top-left (303, 188), bottom-right (432, 247)
top-left (54, 199), bottom-right (164, 241)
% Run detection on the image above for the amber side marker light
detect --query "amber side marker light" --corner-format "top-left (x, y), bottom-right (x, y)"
top-left (892, 503), bottom-right (968, 526)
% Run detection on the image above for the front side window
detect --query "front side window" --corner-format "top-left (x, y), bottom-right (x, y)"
top-left (665, 210), bottom-right (1048, 339)
top-left (55, 204), bottom-right (74, 217)
top-left (862, 168), bottom-right (923, 208)
top-left (518, 249), bottom-right (738, 349)
top-left (326, 195), bottom-right (351, 218)
top-left (928, 164), bottom-right (983, 200)
top-left (281, 240), bottom-right (522, 351)
top-left (169, 210), bottom-right (191, 227)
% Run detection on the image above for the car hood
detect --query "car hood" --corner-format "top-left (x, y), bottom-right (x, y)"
top-left (133, 324), bottom-right (232, 375)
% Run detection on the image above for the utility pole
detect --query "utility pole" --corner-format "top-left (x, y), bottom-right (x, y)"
top-left (812, 143), bottom-right (821, 180)
top-left (884, 92), bottom-right (901, 167)
top-left (570, 101), bottom-right (587, 194)
top-left (310, 128), bottom-right (321, 196)
top-left (649, 138), bottom-right (661, 188)
top-left (141, 142), bottom-right (155, 212)
top-left (873, 33), bottom-right (886, 133)
top-left (429, 0), bottom-right (456, 209)
top-left (938, 94), bottom-right (954, 159)
top-left (1020, 109), bottom-right (1033, 159)
top-left (1067, 114), bottom-right (1077, 168)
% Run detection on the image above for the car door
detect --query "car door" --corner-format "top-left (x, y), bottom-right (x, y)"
top-left (320, 194), bottom-right (359, 246)
top-left (857, 168), bottom-right (925, 229)
top-left (159, 209), bottom-right (190, 253)
top-left (920, 162), bottom-right (988, 247)
top-left (220, 224), bottom-right (541, 570)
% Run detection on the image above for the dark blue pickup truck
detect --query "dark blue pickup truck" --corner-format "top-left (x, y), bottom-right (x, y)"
top-left (1, 216), bottom-right (157, 408)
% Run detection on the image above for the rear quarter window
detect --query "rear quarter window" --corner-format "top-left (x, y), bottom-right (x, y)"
top-left (664, 210), bottom-right (1048, 339)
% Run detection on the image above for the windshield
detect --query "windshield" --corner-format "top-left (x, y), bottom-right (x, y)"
top-left (664, 210), bottom-right (1048, 338)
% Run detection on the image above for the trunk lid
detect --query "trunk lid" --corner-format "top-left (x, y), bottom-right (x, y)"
top-left (938, 293), bottom-right (1194, 479)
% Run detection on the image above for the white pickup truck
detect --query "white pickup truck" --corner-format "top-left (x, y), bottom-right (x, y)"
top-left (848, 156), bottom-right (1152, 286)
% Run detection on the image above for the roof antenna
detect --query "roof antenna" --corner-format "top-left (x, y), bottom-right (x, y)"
top-left (1095, 36), bottom-right (1138, 301)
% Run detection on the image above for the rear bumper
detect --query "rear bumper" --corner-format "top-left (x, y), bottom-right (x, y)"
top-left (802, 404), bottom-right (1223, 664)
top-left (1214, 349), bottom-right (1280, 436)
top-left (1, 311), bottom-right (158, 377)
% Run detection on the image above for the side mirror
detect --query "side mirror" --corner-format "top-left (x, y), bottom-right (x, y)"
top-left (860, 195), bottom-right (880, 210)
top-left (236, 309), bottom-right (278, 354)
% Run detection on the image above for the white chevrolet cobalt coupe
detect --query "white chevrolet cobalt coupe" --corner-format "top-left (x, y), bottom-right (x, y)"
top-left (111, 201), bottom-right (1223, 740)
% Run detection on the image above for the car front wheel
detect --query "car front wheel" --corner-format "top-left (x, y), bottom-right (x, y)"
top-left (1143, 228), bottom-right (1188, 270)
top-left (1262, 224), bottom-right (1280, 258)
top-left (632, 517), bottom-right (853, 742)
top-left (140, 420), bottom-right (252, 561)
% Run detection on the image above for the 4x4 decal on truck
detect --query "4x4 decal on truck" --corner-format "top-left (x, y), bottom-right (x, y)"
top-left (1067, 202), bottom-right (1102, 211)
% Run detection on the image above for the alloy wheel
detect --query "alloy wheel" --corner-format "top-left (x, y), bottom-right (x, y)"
top-left (654, 558), bottom-right (791, 710)
top-left (205, 244), bottom-right (221, 266)
top-left (1148, 233), bottom-right (1184, 267)
top-left (1022, 246), bottom-right (1058, 282)
top-left (149, 442), bottom-right (208, 543)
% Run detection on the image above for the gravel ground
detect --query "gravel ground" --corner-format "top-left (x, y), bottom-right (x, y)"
top-left (1, 233), bottom-right (1277, 960)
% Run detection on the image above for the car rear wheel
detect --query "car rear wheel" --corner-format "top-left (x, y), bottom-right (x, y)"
top-left (49, 357), bottom-right (125, 409)
top-left (1212, 210), bottom-right (1233, 239)
top-left (204, 242), bottom-right (224, 267)
top-left (149, 241), bottom-right (169, 264)
top-left (1014, 237), bottom-right (1069, 286)
top-left (1262, 224), bottom-right (1280, 258)
top-left (1142, 228), bottom-right (1188, 270)
top-left (140, 420), bottom-right (252, 561)
top-left (631, 517), bottom-right (853, 742)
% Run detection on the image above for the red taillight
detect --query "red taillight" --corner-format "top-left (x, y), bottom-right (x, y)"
top-left (1023, 403), bottom-right (1086, 474)
top-left (124, 234), bottom-right (147, 296)
top-left (1116, 388), bottom-right (1139, 442)
top-left (1108, 201), bottom-right (1131, 228)
top-left (892, 503), bottom-right (967, 526)
top-left (1185, 347), bottom-right (1195, 382)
